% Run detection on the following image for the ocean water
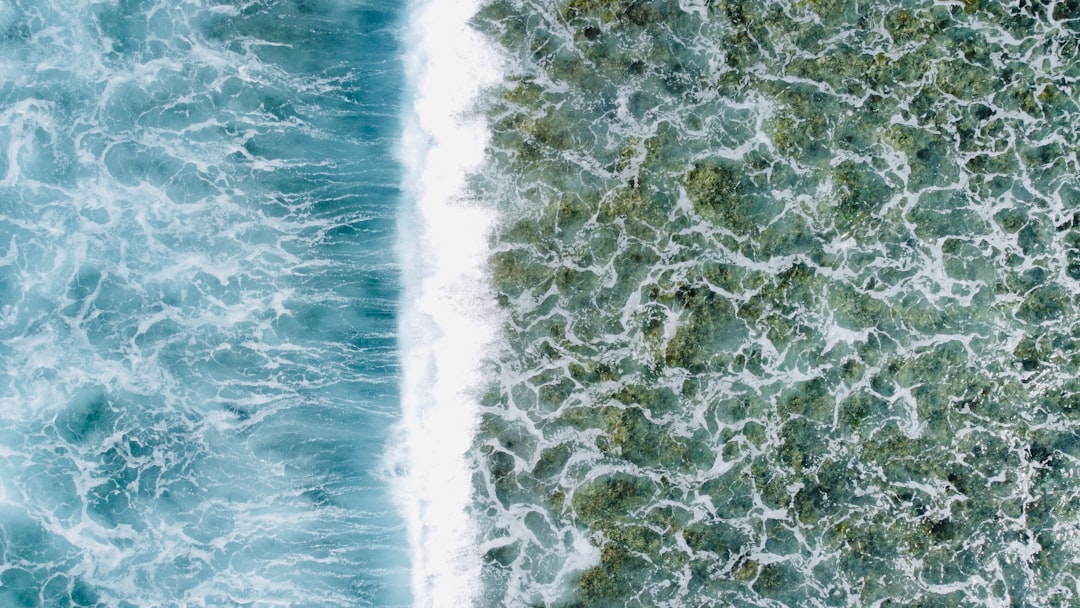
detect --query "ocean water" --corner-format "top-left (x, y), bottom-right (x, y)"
top-left (467, 0), bottom-right (1080, 606)
top-left (0, 1), bottom-right (410, 606)
top-left (6, 0), bottom-right (1080, 606)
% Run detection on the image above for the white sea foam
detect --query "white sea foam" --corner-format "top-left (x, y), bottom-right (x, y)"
top-left (392, 0), bottom-right (501, 605)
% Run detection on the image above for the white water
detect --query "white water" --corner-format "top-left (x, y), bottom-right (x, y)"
top-left (391, 0), bottom-right (501, 606)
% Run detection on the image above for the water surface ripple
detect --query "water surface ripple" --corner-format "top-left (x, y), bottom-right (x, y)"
top-left (471, 0), bottom-right (1080, 605)
top-left (0, 1), bottom-right (409, 605)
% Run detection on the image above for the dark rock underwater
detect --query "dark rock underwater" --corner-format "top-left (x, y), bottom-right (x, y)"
top-left (469, 0), bottom-right (1080, 605)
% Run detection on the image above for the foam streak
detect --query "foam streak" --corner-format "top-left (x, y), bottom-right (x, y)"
top-left (393, 0), bottom-right (500, 605)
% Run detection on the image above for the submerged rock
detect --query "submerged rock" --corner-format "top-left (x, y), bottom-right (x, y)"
top-left (471, 0), bottom-right (1080, 604)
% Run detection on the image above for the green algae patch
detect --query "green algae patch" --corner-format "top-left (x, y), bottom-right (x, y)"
top-left (683, 520), bottom-right (749, 558)
top-left (574, 541), bottom-right (651, 607)
top-left (832, 159), bottom-right (891, 232)
top-left (684, 162), bottom-right (764, 235)
top-left (599, 405), bottom-right (697, 468)
top-left (1016, 284), bottom-right (1070, 325)
top-left (490, 248), bottom-right (552, 298)
top-left (664, 298), bottom-right (745, 371)
top-left (571, 473), bottom-right (655, 526)
top-left (560, 0), bottom-right (671, 26)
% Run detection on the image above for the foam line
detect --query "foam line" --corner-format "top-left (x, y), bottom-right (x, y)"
top-left (392, 0), bottom-right (500, 605)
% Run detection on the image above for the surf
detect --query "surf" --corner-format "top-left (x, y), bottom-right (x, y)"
top-left (391, 0), bottom-right (501, 605)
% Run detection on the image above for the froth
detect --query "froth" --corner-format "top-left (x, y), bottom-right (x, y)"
top-left (392, 0), bottom-right (502, 606)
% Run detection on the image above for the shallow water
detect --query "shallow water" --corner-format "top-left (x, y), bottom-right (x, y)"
top-left (0, 1), bottom-right (409, 605)
top-left (469, 0), bottom-right (1080, 605)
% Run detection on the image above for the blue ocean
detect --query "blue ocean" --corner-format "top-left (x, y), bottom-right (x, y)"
top-left (468, 0), bottom-right (1080, 607)
top-left (0, 0), bottom-right (410, 605)
top-left (5, 0), bottom-right (1080, 607)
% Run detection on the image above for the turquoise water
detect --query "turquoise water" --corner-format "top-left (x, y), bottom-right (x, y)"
top-left (0, 1), bottom-right (410, 606)
top-left (7, 0), bottom-right (1080, 606)
top-left (470, 0), bottom-right (1080, 606)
